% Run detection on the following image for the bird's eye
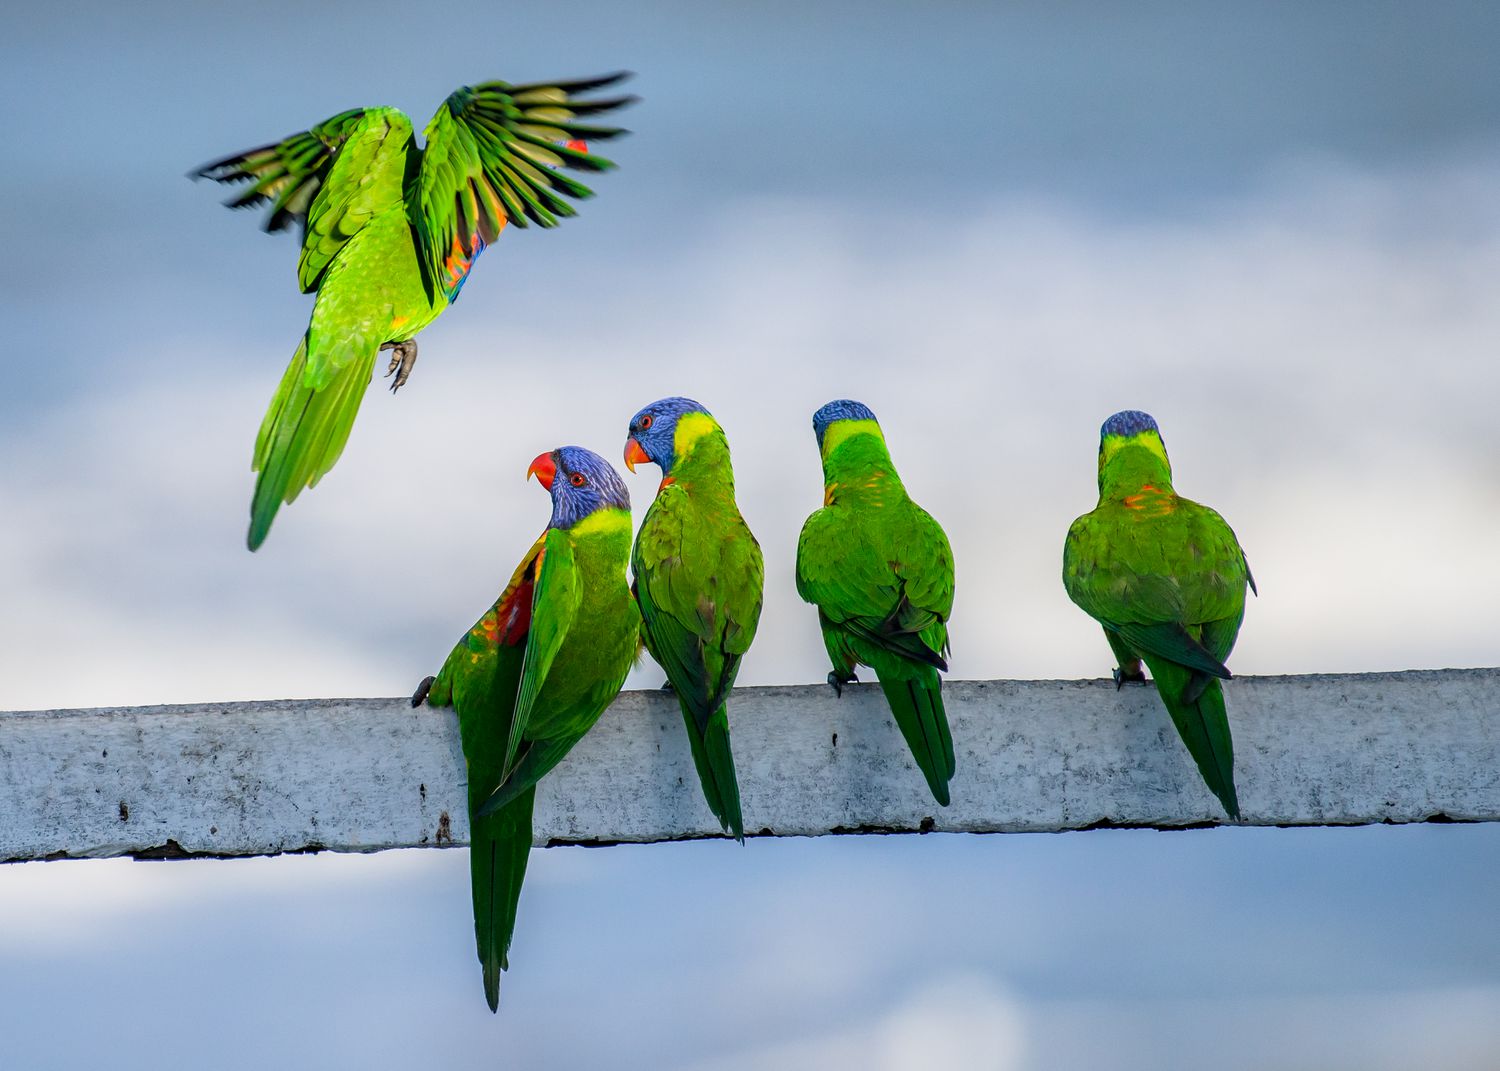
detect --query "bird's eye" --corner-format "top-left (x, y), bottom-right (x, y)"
top-left (639, 414), bottom-right (654, 430)
top-left (570, 472), bottom-right (586, 487)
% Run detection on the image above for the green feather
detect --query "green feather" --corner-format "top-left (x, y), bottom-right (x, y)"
top-left (195, 77), bottom-right (635, 548)
top-left (1062, 423), bottom-right (1254, 819)
top-left (1143, 657), bottom-right (1240, 819)
top-left (630, 413), bottom-right (762, 842)
top-left (875, 667), bottom-right (954, 807)
top-left (248, 335), bottom-right (374, 550)
top-left (471, 785), bottom-right (535, 1012)
top-left (418, 504), bottom-right (639, 1011)
top-left (796, 421), bottom-right (957, 807)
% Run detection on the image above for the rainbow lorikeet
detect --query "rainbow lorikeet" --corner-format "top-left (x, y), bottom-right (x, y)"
top-left (795, 400), bottom-right (957, 806)
top-left (624, 398), bottom-right (764, 842)
top-left (411, 446), bottom-right (639, 1012)
top-left (1063, 410), bottom-right (1256, 819)
top-left (192, 73), bottom-right (635, 549)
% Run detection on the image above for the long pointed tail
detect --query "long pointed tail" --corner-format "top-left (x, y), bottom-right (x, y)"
top-left (469, 783), bottom-right (536, 1013)
top-left (682, 702), bottom-right (744, 842)
top-left (1143, 655), bottom-right (1240, 819)
top-left (875, 665), bottom-right (955, 807)
top-left (247, 334), bottom-right (375, 550)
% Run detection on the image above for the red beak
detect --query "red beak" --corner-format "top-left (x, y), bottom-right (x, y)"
top-left (623, 438), bottom-right (650, 474)
top-left (528, 452), bottom-right (557, 490)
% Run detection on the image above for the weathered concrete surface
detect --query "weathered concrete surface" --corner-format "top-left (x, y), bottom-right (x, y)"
top-left (1, 669), bottom-right (1496, 862)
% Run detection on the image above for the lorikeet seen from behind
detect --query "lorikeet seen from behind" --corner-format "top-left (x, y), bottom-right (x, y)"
top-left (412, 445), bottom-right (639, 1012)
top-left (625, 397), bottom-right (764, 842)
top-left (193, 73), bottom-right (635, 549)
top-left (795, 400), bottom-right (957, 806)
top-left (1063, 410), bottom-right (1256, 819)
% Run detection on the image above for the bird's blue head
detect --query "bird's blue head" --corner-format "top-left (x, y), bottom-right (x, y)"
top-left (528, 445), bottom-right (631, 529)
top-left (1100, 410), bottom-right (1160, 439)
top-left (624, 396), bottom-right (713, 476)
top-left (812, 399), bottom-right (880, 451)
top-left (1098, 410), bottom-right (1170, 471)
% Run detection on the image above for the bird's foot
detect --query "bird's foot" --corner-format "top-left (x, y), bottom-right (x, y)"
top-left (1112, 666), bottom-right (1147, 690)
top-left (826, 670), bottom-right (858, 698)
top-left (381, 339), bottom-right (418, 393)
top-left (410, 675), bottom-right (435, 707)
top-left (660, 680), bottom-right (676, 693)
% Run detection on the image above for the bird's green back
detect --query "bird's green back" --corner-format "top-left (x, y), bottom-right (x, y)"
top-left (631, 412), bottom-right (763, 839)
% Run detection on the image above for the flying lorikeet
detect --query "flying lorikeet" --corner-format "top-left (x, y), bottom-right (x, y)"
top-left (411, 445), bottom-right (639, 1012)
top-left (795, 400), bottom-right (957, 806)
top-left (1062, 410), bottom-right (1256, 820)
top-left (192, 73), bottom-right (635, 549)
top-left (624, 397), bottom-right (764, 842)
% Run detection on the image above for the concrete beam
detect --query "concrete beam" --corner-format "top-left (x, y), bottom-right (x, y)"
top-left (2, 669), bottom-right (1496, 862)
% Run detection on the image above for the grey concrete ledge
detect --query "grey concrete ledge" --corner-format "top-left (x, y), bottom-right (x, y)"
top-left (2, 669), bottom-right (1496, 862)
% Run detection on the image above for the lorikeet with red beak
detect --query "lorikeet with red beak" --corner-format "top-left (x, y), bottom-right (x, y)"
top-left (412, 445), bottom-right (638, 1011)
top-left (1063, 410), bottom-right (1256, 819)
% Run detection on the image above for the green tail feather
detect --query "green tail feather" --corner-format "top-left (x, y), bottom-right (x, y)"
top-left (247, 334), bottom-right (375, 550)
top-left (470, 783), bottom-right (536, 1013)
top-left (682, 703), bottom-right (744, 842)
top-left (875, 666), bottom-right (955, 807)
top-left (1143, 655), bottom-right (1241, 819)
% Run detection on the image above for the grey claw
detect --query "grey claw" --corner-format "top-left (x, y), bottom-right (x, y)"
top-left (826, 671), bottom-right (857, 697)
top-left (382, 340), bottom-right (418, 393)
top-left (660, 680), bottom-right (675, 693)
top-left (411, 675), bottom-right (435, 707)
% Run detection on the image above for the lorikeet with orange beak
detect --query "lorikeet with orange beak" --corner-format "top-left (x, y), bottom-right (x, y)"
top-left (624, 397), bottom-right (764, 842)
top-left (795, 400), bottom-right (957, 806)
top-left (193, 73), bottom-right (635, 549)
top-left (412, 445), bottom-right (638, 1011)
top-left (1063, 410), bottom-right (1256, 819)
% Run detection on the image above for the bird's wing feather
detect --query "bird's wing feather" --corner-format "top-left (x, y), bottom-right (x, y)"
top-left (413, 74), bottom-right (634, 302)
top-left (192, 108), bottom-right (370, 235)
top-left (505, 527), bottom-right (581, 775)
top-left (193, 108), bottom-right (413, 293)
top-left (797, 504), bottom-right (950, 669)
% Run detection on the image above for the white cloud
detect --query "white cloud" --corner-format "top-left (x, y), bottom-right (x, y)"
top-left (685, 972), bottom-right (1026, 1071)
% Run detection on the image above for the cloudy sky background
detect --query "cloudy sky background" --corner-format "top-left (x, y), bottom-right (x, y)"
top-left (2, 2), bottom-right (1498, 1067)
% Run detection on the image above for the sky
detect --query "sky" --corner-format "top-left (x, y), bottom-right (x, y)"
top-left (2, 2), bottom-right (1499, 1068)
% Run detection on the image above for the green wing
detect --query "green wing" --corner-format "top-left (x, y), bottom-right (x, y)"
top-left (412, 73), bottom-right (634, 301)
top-left (193, 107), bottom-right (412, 293)
top-left (797, 499), bottom-right (956, 805)
top-left (1063, 497), bottom-right (1252, 819)
top-left (295, 108), bottom-right (412, 294)
top-left (505, 528), bottom-right (581, 775)
top-left (1063, 499), bottom-right (1249, 675)
top-left (193, 108), bottom-right (370, 234)
top-left (796, 501), bottom-right (954, 670)
top-left (412, 528), bottom-right (582, 1012)
top-left (632, 488), bottom-right (764, 840)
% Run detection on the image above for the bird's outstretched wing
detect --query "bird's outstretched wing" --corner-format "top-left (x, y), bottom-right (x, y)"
top-left (194, 107), bottom-right (414, 293)
top-left (413, 73), bottom-right (635, 301)
top-left (192, 108), bottom-right (373, 236)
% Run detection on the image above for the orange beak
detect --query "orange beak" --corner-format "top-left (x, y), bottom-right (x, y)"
top-left (623, 438), bottom-right (650, 474)
top-left (527, 452), bottom-right (557, 490)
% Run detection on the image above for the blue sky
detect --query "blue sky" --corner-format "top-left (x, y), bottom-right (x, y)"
top-left (2, 3), bottom-right (1499, 1067)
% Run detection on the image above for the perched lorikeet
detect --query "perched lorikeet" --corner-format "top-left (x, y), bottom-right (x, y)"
top-left (624, 398), bottom-right (764, 842)
top-left (411, 446), bottom-right (639, 1012)
top-left (192, 73), bottom-right (635, 549)
top-left (1062, 410), bottom-right (1256, 820)
top-left (795, 400), bottom-right (957, 806)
